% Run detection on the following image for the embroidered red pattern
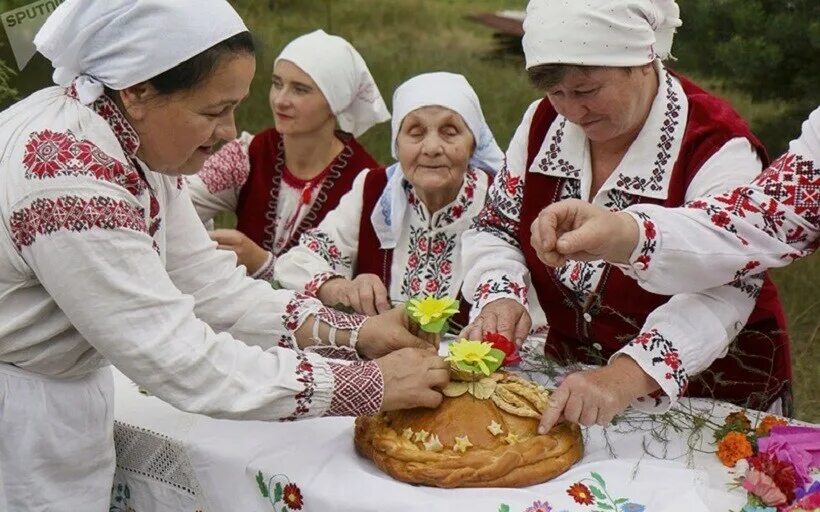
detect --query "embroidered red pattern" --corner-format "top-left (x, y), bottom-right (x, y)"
top-left (399, 226), bottom-right (457, 298)
top-left (474, 274), bottom-right (528, 305)
top-left (304, 271), bottom-right (338, 297)
top-left (283, 352), bottom-right (316, 421)
top-left (302, 229), bottom-right (352, 270)
top-left (66, 83), bottom-right (140, 158)
top-left (473, 165), bottom-right (523, 248)
top-left (22, 130), bottom-right (145, 196)
top-left (626, 328), bottom-right (688, 399)
top-left (198, 139), bottom-right (251, 194)
top-left (632, 211), bottom-right (658, 269)
top-left (315, 306), bottom-right (367, 332)
top-left (10, 195), bottom-right (147, 250)
top-left (325, 361), bottom-right (384, 417)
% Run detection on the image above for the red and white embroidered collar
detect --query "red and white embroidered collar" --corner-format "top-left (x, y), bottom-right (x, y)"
top-left (65, 81), bottom-right (141, 160)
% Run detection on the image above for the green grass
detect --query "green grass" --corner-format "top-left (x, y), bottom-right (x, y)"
top-left (229, 0), bottom-right (818, 422)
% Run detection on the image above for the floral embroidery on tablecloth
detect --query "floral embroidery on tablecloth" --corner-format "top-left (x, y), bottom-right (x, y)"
top-left (300, 229), bottom-right (352, 271)
top-left (496, 472), bottom-right (645, 512)
top-left (110, 482), bottom-right (136, 512)
top-left (399, 226), bottom-right (457, 297)
top-left (256, 470), bottom-right (304, 511)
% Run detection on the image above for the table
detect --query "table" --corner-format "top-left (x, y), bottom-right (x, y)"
top-left (110, 347), bottom-right (808, 512)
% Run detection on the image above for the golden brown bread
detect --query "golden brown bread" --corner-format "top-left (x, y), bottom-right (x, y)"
top-left (354, 372), bottom-right (583, 488)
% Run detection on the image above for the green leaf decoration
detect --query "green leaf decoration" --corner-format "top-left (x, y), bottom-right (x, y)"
top-left (274, 482), bottom-right (283, 503)
top-left (590, 485), bottom-right (607, 501)
top-left (485, 348), bottom-right (506, 374)
top-left (615, 498), bottom-right (628, 504)
top-left (422, 318), bottom-right (448, 334)
top-left (255, 471), bottom-right (269, 498)
top-left (498, 505), bottom-right (510, 512)
top-left (591, 471), bottom-right (607, 490)
top-left (597, 503), bottom-right (613, 511)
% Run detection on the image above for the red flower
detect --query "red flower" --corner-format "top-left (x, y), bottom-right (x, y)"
top-left (484, 332), bottom-right (522, 366)
top-left (688, 200), bottom-right (708, 209)
top-left (451, 205), bottom-right (464, 219)
top-left (506, 176), bottom-right (520, 196)
top-left (328, 246), bottom-right (340, 258)
top-left (633, 331), bottom-right (653, 346)
top-left (432, 240), bottom-right (445, 254)
top-left (282, 483), bottom-right (303, 510)
top-left (410, 277), bottom-right (421, 292)
top-left (636, 254), bottom-right (651, 267)
top-left (748, 452), bottom-right (799, 502)
top-left (663, 351), bottom-right (680, 370)
top-left (408, 253), bottom-right (419, 268)
top-left (567, 482), bottom-right (595, 505)
top-left (149, 196), bottom-right (160, 217)
top-left (711, 211), bottom-right (731, 227)
top-left (440, 260), bottom-right (452, 275)
top-left (307, 240), bottom-right (319, 251)
top-left (465, 185), bottom-right (475, 199)
top-left (425, 279), bottom-right (439, 293)
top-left (744, 260), bottom-right (760, 271)
top-left (570, 263), bottom-right (581, 282)
top-left (643, 220), bottom-right (657, 239)
top-left (418, 238), bottom-right (428, 251)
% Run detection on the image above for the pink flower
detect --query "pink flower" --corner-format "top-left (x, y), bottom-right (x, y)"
top-left (524, 500), bottom-right (552, 512)
top-left (758, 439), bottom-right (813, 488)
top-left (742, 468), bottom-right (788, 506)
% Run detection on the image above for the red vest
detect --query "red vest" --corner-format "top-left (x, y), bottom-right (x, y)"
top-left (518, 73), bottom-right (792, 412)
top-left (235, 128), bottom-right (379, 255)
top-left (356, 167), bottom-right (483, 328)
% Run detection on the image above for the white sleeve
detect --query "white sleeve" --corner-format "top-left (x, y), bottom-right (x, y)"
top-left (186, 132), bottom-right (253, 223)
top-left (611, 136), bottom-right (769, 413)
top-left (617, 107), bottom-right (820, 294)
top-left (13, 175), bottom-right (381, 421)
top-left (460, 101), bottom-right (540, 317)
top-left (274, 170), bottom-right (367, 295)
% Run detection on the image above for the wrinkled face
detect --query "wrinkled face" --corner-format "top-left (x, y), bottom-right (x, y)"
top-left (396, 106), bottom-right (475, 196)
top-left (545, 65), bottom-right (655, 143)
top-left (269, 59), bottom-right (335, 135)
top-left (123, 53), bottom-right (256, 175)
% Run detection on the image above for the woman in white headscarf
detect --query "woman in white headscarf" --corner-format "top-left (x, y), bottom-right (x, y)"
top-left (461, 0), bottom-right (793, 429)
top-left (0, 3), bottom-right (446, 510)
top-left (275, 72), bottom-right (503, 323)
top-left (187, 30), bottom-right (391, 283)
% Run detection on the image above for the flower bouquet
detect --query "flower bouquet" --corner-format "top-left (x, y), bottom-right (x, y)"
top-left (713, 411), bottom-right (820, 511)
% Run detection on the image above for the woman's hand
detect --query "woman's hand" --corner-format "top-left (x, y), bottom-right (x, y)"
top-left (317, 274), bottom-right (391, 316)
top-left (357, 305), bottom-right (439, 359)
top-left (209, 229), bottom-right (270, 274)
top-left (461, 298), bottom-right (531, 346)
top-left (538, 355), bottom-right (660, 433)
top-left (376, 348), bottom-right (449, 411)
top-left (530, 199), bottom-right (640, 267)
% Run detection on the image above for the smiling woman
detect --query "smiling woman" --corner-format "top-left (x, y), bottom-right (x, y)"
top-left (0, 1), bottom-right (449, 510)
top-left (274, 72), bottom-right (504, 324)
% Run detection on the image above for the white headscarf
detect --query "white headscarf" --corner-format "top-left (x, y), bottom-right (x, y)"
top-left (275, 30), bottom-right (390, 138)
top-left (522, 0), bottom-right (682, 68)
top-left (34, 0), bottom-right (248, 105)
top-left (370, 72), bottom-right (503, 249)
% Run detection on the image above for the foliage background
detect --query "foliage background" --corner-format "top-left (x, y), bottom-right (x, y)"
top-left (0, 0), bottom-right (816, 421)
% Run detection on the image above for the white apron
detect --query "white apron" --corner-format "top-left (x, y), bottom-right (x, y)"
top-left (0, 363), bottom-right (115, 512)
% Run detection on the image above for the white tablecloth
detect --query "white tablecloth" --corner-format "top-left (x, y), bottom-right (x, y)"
top-left (110, 353), bottom-right (809, 512)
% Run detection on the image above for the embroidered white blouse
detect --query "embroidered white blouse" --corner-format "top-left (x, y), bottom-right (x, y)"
top-left (275, 168), bottom-right (490, 310)
top-left (186, 132), bottom-right (342, 281)
top-left (0, 84), bottom-right (382, 421)
top-left (618, 106), bottom-right (820, 293)
top-left (461, 63), bottom-right (765, 412)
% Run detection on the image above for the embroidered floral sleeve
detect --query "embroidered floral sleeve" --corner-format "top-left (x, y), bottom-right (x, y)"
top-left (250, 251), bottom-right (276, 283)
top-left (461, 101), bottom-right (540, 318)
top-left (186, 132), bottom-right (253, 223)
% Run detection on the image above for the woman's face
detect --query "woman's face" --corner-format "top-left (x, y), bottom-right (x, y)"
top-left (123, 53), bottom-right (256, 175)
top-left (396, 106), bottom-right (475, 197)
top-left (269, 59), bottom-right (335, 136)
top-left (545, 64), bottom-right (656, 143)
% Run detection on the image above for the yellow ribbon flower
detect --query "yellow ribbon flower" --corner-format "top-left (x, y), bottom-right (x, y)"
top-left (406, 296), bottom-right (460, 333)
top-left (445, 339), bottom-right (502, 376)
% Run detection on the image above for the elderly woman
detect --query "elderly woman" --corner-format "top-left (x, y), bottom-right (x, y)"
top-left (462, 0), bottom-right (792, 430)
top-left (0, 2), bottom-right (446, 510)
top-left (275, 72), bottom-right (503, 321)
top-left (187, 30), bottom-right (389, 282)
